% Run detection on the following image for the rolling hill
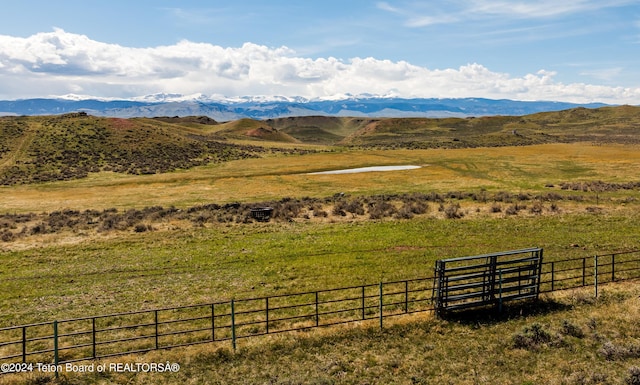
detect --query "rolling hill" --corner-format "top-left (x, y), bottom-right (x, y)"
top-left (1, 105), bottom-right (639, 185)
top-left (0, 113), bottom-right (301, 185)
top-left (267, 105), bottom-right (640, 148)
top-left (215, 119), bottom-right (300, 143)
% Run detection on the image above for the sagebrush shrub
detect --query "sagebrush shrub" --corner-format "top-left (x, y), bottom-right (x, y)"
top-left (512, 323), bottom-right (553, 350)
top-left (599, 341), bottom-right (640, 361)
top-left (626, 366), bottom-right (640, 385)
top-left (559, 320), bottom-right (584, 338)
top-left (444, 203), bottom-right (463, 219)
top-left (530, 202), bottom-right (544, 215)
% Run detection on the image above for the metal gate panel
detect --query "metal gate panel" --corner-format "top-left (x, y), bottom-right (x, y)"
top-left (433, 248), bottom-right (543, 315)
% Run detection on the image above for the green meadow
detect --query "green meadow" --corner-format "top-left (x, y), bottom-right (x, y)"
top-left (0, 110), bottom-right (640, 384)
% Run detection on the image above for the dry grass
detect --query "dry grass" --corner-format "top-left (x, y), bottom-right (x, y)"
top-left (3, 281), bottom-right (638, 385)
top-left (1, 120), bottom-right (640, 384)
top-left (1, 143), bottom-right (639, 214)
top-left (0, 188), bottom-right (634, 253)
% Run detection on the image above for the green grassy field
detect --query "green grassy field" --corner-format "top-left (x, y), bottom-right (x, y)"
top-left (1, 210), bottom-right (639, 327)
top-left (2, 143), bottom-right (640, 213)
top-left (1, 109), bottom-right (640, 384)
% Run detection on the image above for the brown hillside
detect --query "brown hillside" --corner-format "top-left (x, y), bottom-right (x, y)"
top-left (217, 118), bottom-right (299, 143)
top-left (265, 116), bottom-right (376, 145)
top-left (1, 105), bottom-right (640, 185)
top-left (336, 106), bottom-right (640, 148)
top-left (0, 114), bottom-right (289, 185)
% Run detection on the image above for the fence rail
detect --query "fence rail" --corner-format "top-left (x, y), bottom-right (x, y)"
top-left (1, 250), bottom-right (639, 371)
top-left (433, 248), bottom-right (543, 314)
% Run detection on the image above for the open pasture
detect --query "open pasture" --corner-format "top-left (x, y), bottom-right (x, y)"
top-left (1, 140), bottom-right (640, 384)
top-left (1, 143), bottom-right (640, 213)
top-left (0, 142), bottom-right (639, 325)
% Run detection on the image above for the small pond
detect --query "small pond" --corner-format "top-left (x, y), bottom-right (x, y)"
top-left (307, 165), bottom-right (421, 175)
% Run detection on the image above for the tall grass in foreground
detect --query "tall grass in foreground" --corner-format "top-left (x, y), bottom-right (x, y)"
top-left (3, 281), bottom-right (639, 385)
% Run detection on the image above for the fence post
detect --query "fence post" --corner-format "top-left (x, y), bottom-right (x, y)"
top-left (498, 269), bottom-right (503, 313)
top-left (231, 299), bottom-right (236, 352)
top-left (53, 321), bottom-right (59, 379)
top-left (582, 257), bottom-right (586, 286)
top-left (405, 280), bottom-right (409, 313)
top-left (611, 254), bottom-right (616, 282)
top-left (211, 304), bottom-right (215, 342)
top-left (594, 255), bottom-right (599, 298)
top-left (92, 317), bottom-right (96, 359)
top-left (315, 292), bottom-right (319, 327)
top-left (265, 297), bottom-right (269, 334)
top-left (361, 286), bottom-right (365, 320)
top-left (21, 326), bottom-right (26, 363)
top-left (379, 282), bottom-right (383, 330)
top-left (551, 262), bottom-right (555, 292)
top-left (154, 310), bottom-right (159, 350)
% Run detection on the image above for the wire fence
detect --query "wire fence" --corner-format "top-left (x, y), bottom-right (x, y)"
top-left (0, 249), bottom-right (639, 371)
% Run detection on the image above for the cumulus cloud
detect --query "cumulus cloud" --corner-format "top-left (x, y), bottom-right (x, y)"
top-left (0, 29), bottom-right (639, 104)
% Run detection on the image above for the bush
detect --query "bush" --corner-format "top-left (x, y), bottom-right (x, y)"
top-left (278, 200), bottom-right (304, 220)
top-left (494, 191), bottom-right (513, 203)
top-left (505, 204), bottom-right (526, 215)
top-left (134, 223), bottom-right (151, 233)
top-left (99, 214), bottom-right (120, 232)
top-left (30, 222), bottom-right (48, 235)
top-left (512, 323), bottom-right (554, 350)
top-left (394, 201), bottom-right (429, 220)
top-left (599, 341), bottom-right (640, 361)
top-left (331, 204), bottom-right (347, 217)
top-left (559, 320), bottom-right (584, 338)
top-left (0, 230), bottom-right (14, 242)
top-left (518, 192), bottom-right (531, 201)
top-left (444, 203), bottom-right (463, 219)
top-left (368, 201), bottom-right (397, 220)
top-left (408, 201), bottom-right (429, 214)
top-left (626, 366), bottom-right (640, 385)
top-left (0, 218), bottom-right (17, 230)
top-left (394, 206), bottom-right (414, 220)
top-left (344, 199), bottom-right (365, 216)
top-left (313, 209), bottom-right (328, 218)
top-left (542, 192), bottom-right (563, 201)
top-left (564, 371), bottom-right (608, 385)
top-left (529, 202), bottom-right (544, 215)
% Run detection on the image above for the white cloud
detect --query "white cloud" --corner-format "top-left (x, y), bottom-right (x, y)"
top-left (580, 67), bottom-right (624, 82)
top-left (377, 0), bottom-right (636, 35)
top-left (466, 0), bottom-right (602, 18)
top-left (376, 2), bottom-right (401, 14)
top-left (381, 1), bottom-right (636, 24)
top-left (0, 29), bottom-right (638, 104)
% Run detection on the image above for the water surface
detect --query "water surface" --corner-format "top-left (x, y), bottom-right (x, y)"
top-left (307, 165), bottom-right (421, 175)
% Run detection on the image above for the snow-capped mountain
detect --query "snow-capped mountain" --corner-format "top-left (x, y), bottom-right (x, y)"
top-left (0, 94), bottom-right (610, 121)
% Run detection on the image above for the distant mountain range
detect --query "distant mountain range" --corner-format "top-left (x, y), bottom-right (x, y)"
top-left (0, 94), bottom-right (610, 120)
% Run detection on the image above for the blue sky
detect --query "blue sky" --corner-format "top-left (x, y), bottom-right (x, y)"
top-left (0, 0), bottom-right (639, 103)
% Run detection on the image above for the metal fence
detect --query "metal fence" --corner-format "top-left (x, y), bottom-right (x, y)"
top-left (1, 249), bottom-right (639, 371)
top-left (433, 247), bottom-right (544, 314)
top-left (539, 250), bottom-right (640, 294)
